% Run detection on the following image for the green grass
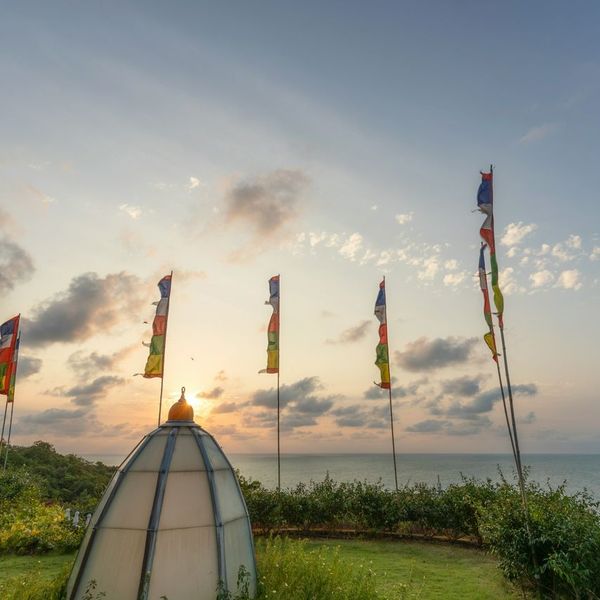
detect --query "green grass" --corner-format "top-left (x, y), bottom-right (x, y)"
top-left (0, 539), bottom-right (520, 599)
top-left (0, 553), bottom-right (73, 598)
top-left (304, 539), bottom-right (521, 599)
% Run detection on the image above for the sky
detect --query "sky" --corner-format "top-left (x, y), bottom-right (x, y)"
top-left (1, 1), bottom-right (599, 456)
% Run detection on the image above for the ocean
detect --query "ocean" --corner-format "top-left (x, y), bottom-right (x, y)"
top-left (81, 452), bottom-right (600, 498)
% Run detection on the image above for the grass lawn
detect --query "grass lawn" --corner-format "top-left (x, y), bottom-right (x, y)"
top-left (305, 539), bottom-right (521, 599)
top-left (0, 553), bottom-right (74, 598)
top-left (0, 539), bottom-right (520, 599)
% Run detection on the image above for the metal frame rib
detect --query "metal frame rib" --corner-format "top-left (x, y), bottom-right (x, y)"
top-left (137, 427), bottom-right (178, 600)
top-left (192, 428), bottom-right (227, 592)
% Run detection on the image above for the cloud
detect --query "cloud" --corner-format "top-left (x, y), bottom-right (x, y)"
top-left (445, 384), bottom-right (537, 418)
top-left (590, 247), bottom-right (600, 261)
top-left (0, 236), bottom-right (35, 293)
top-left (210, 401), bottom-right (238, 414)
top-left (417, 256), bottom-right (439, 281)
top-left (338, 233), bottom-right (364, 261)
top-left (332, 404), bottom-right (388, 429)
top-left (68, 346), bottom-right (136, 379)
top-left (363, 377), bottom-right (428, 400)
top-left (188, 176), bottom-right (202, 190)
top-left (406, 419), bottom-right (449, 433)
top-left (197, 386), bottom-right (224, 400)
top-left (443, 272), bottom-right (466, 287)
top-left (251, 377), bottom-right (321, 410)
top-left (556, 269), bottom-right (582, 290)
top-left (441, 376), bottom-right (483, 397)
top-left (395, 212), bottom-right (413, 225)
top-left (501, 222), bottom-right (537, 246)
top-left (22, 272), bottom-right (145, 347)
top-left (521, 411), bottom-right (536, 425)
top-left (406, 416), bottom-right (492, 436)
top-left (499, 267), bottom-right (522, 295)
top-left (326, 320), bottom-right (371, 344)
top-left (248, 376), bottom-right (335, 431)
top-left (119, 204), bottom-right (142, 219)
top-left (17, 356), bottom-right (43, 379)
top-left (529, 270), bottom-right (554, 288)
top-left (50, 375), bottom-right (125, 407)
top-left (395, 336), bottom-right (477, 372)
top-left (518, 123), bottom-right (557, 144)
top-left (222, 169), bottom-right (309, 254)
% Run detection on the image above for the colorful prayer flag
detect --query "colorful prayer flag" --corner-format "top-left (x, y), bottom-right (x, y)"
top-left (374, 279), bottom-right (391, 389)
top-left (479, 245), bottom-right (499, 363)
top-left (477, 169), bottom-right (505, 327)
top-left (142, 275), bottom-right (171, 378)
top-left (0, 315), bottom-right (20, 397)
top-left (260, 275), bottom-right (279, 374)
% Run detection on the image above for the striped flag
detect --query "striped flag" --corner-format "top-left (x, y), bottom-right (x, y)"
top-left (477, 170), bottom-right (505, 327)
top-left (0, 315), bottom-right (20, 397)
top-left (260, 275), bottom-right (279, 374)
top-left (374, 279), bottom-right (390, 389)
top-left (142, 275), bottom-right (171, 378)
top-left (479, 245), bottom-right (499, 362)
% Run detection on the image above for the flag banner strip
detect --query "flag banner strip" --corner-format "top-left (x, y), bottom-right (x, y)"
top-left (479, 245), bottom-right (499, 363)
top-left (374, 280), bottom-right (391, 388)
top-left (260, 275), bottom-right (279, 374)
top-left (477, 170), bottom-right (504, 327)
top-left (143, 275), bottom-right (171, 378)
top-left (0, 315), bottom-right (20, 396)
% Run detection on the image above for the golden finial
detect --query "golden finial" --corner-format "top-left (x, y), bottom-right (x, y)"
top-left (167, 386), bottom-right (194, 422)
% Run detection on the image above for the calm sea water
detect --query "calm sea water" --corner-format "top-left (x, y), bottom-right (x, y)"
top-left (81, 452), bottom-right (600, 498)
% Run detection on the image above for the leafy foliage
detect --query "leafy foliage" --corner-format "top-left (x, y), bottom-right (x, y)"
top-left (5, 442), bottom-right (115, 513)
top-left (0, 470), bottom-right (83, 555)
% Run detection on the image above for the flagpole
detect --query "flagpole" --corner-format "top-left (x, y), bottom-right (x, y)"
top-left (3, 330), bottom-right (20, 471)
top-left (277, 274), bottom-right (281, 491)
top-left (494, 352), bottom-right (517, 464)
top-left (488, 165), bottom-right (540, 592)
top-left (384, 276), bottom-right (399, 492)
top-left (157, 270), bottom-right (173, 427)
top-left (0, 398), bottom-right (8, 467)
top-left (3, 402), bottom-right (14, 471)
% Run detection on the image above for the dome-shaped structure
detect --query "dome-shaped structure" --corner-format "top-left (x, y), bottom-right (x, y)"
top-left (67, 392), bottom-right (256, 600)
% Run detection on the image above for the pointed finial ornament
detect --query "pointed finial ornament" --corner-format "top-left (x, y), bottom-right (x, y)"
top-left (167, 386), bottom-right (194, 422)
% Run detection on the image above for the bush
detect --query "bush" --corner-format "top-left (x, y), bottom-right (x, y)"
top-left (479, 481), bottom-right (600, 598)
top-left (0, 470), bottom-right (84, 555)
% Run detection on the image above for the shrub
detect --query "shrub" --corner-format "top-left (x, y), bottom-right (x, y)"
top-left (479, 481), bottom-right (600, 598)
top-left (0, 470), bottom-right (84, 555)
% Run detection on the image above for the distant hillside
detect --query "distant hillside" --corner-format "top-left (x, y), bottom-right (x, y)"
top-left (4, 441), bottom-right (115, 510)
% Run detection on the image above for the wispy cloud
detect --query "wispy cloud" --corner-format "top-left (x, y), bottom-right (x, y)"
top-left (395, 212), bottom-right (414, 225)
top-left (519, 123), bottom-right (558, 144)
top-left (119, 204), bottom-right (142, 219)
top-left (501, 222), bottom-right (537, 246)
top-left (326, 320), bottom-right (371, 344)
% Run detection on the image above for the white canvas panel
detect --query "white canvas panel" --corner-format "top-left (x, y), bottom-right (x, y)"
top-left (159, 471), bottom-right (214, 529)
top-left (223, 518), bottom-right (256, 595)
top-left (147, 527), bottom-right (218, 600)
top-left (202, 435), bottom-right (230, 471)
top-left (128, 435), bottom-right (167, 472)
top-left (74, 528), bottom-right (146, 600)
top-left (102, 472), bottom-right (158, 530)
top-left (213, 470), bottom-right (246, 523)
top-left (169, 434), bottom-right (206, 472)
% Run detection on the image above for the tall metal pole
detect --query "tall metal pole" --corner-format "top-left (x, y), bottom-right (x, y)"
top-left (490, 165), bottom-right (540, 592)
top-left (3, 330), bottom-right (19, 471)
top-left (277, 274), bottom-right (281, 491)
top-left (0, 399), bottom-right (8, 467)
top-left (157, 270), bottom-right (173, 427)
top-left (3, 402), bottom-right (14, 471)
top-left (384, 277), bottom-right (399, 491)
